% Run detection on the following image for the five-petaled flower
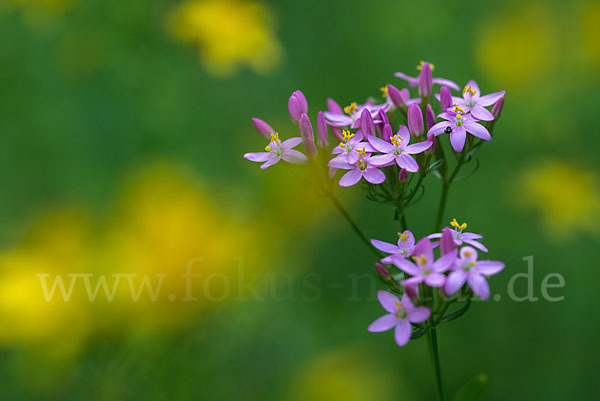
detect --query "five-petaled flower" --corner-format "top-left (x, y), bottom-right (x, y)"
top-left (451, 81), bottom-right (505, 121)
top-left (372, 230), bottom-right (416, 261)
top-left (393, 238), bottom-right (457, 288)
top-left (328, 150), bottom-right (385, 187)
top-left (244, 133), bottom-right (308, 169)
top-left (368, 125), bottom-right (432, 172)
top-left (445, 246), bottom-right (504, 300)
top-left (331, 130), bottom-right (375, 165)
top-left (428, 106), bottom-right (491, 152)
top-left (368, 291), bottom-right (431, 347)
top-left (428, 219), bottom-right (489, 252)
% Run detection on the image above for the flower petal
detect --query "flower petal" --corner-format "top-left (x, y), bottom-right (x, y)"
top-left (470, 106), bottom-right (494, 122)
top-left (282, 149), bottom-right (308, 164)
top-left (244, 152), bottom-right (272, 162)
top-left (368, 314), bottom-right (397, 332)
top-left (450, 126), bottom-right (467, 152)
top-left (464, 239), bottom-right (489, 252)
top-left (425, 273), bottom-right (446, 287)
top-left (394, 320), bottom-right (412, 346)
top-left (328, 156), bottom-right (352, 169)
top-left (260, 156), bottom-right (281, 169)
top-left (393, 259), bottom-right (421, 276)
top-left (433, 78), bottom-right (460, 91)
top-left (367, 135), bottom-right (394, 153)
top-left (396, 154), bottom-right (419, 172)
top-left (432, 249), bottom-right (458, 272)
top-left (363, 167), bottom-right (386, 184)
top-left (405, 140), bottom-right (433, 154)
top-left (281, 137), bottom-right (303, 149)
top-left (377, 290), bottom-right (400, 313)
top-left (464, 122), bottom-right (491, 141)
top-left (478, 90), bottom-right (506, 107)
top-left (371, 240), bottom-right (400, 254)
top-left (370, 153), bottom-right (396, 167)
top-left (476, 261), bottom-right (504, 276)
top-left (339, 169), bottom-right (363, 187)
top-left (427, 121), bottom-right (453, 137)
top-left (468, 274), bottom-right (490, 300)
top-left (445, 270), bottom-right (467, 296)
top-left (407, 306), bottom-right (431, 323)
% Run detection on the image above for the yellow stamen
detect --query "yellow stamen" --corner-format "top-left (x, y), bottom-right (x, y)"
top-left (417, 61), bottom-right (435, 71)
top-left (339, 142), bottom-right (346, 148)
top-left (390, 135), bottom-right (403, 146)
top-left (399, 232), bottom-right (410, 242)
top-left (265, 145), bottom-right (272, 152)
top-left (464, 250), bottom-right (473, 257)
top-left (344, 102), bottom-right (358, 115)
top-left (342, 130), bottom-right (355, 142)
top-left (356, 148), bottom-right (367, 158)
top-left (270, 132), bottom-right (281, 146)
top-left (452, 104), bottom-right (466, 114)
top-left (456, 114), bottom-right (462, 120)
top-left (463, 85), bottom-right (477, 96)
top-left (450, 218), bottom-right (467, 231)
top-left (394, 301), bottom-right (403, 309)
top-left (413, 254), bottom-right (427, 265)
top-left (380, 86), bottom-right (389, 98)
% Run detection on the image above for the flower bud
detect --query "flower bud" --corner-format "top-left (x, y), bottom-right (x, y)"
top-left (327, 98), bottom-right (343, 114)
top-left (418, 62), bottom-right (433, 98)
top-left (360, 108), bottom-right (375, 137)
top-left (440, 86), bottom-right (452, 112)
top-left (425, 104), bottom-right (436, 131)
top-left (404, 283), bottom-right (419, 300)
top-left (288, 96), bottom-right (302, 124)
top-left (492, 96), bottom-right (504, 120)
top-left (299, 113), bottom-right (317, 158)
top-left (288, 90), bottom-right (308, 124)
top-left (375, 263), bottom-right (391, 280)
top-left (407, 104), bottom-right (424, 138)
top-left (251, 118), bottom-right (273, 139)
top-left (387, 84), bottom-right (405, 108)
top-left (399, 168), bottom-right (409, 182)
top-left (382, 124), bottom-right (393, 142)
top-left (316, 111), bottom-right (329, 148)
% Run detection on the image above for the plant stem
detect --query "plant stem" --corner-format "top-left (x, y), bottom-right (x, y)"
top-left (428, 327), bottom-right (446, 401)
top-left (328, 194), bottom-right (382, 257)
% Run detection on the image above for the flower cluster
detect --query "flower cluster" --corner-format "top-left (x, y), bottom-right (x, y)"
top-left (370, 222), bottom-right (504, 346)
top-left (243, 61), bottom-right (506, 350)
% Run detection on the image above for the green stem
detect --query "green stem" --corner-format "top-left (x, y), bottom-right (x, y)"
top-left (328, 194), bottom-right (382, 258)
top-left (428, 328), bottom-right (446, 401)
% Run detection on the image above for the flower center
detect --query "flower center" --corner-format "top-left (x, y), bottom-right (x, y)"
top-left (344, 102), bottom-right (358, 116)
top-left (394, 301), bottom-right (407, 319)
top-left (413, 254), bottom-right (427, 267)
top-left (462, 261), bottom-right (476, 272)
top-left (265, 133), bottom-right (282, 154)
top-left (463, 85), bottom-right (477, 97)
top-left (399, 231), bottom-right (410, 242)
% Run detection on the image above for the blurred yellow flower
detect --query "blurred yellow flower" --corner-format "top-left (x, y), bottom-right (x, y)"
top-left (0, 163), bottom-right (273, 354)
top-left (167, 0), bottom-right (283, 76)
top-left (286, 346), bottom-right (407, 401)
top-left (475, 5), bottom-right (558, 89)
top-left (515, 161), bottom-right (600, 238)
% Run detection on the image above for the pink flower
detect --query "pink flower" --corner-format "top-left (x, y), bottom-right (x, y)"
top-left (427, 107), bottom-right (491, 152)
top-left (428, 219), bottom-right (488, 252)
top-left (244, 133), bottom-right (307, 169)
top-left (329, 152), bottom-right (385, 187)
top-left (372, 230), bottom-right (416, 261)
top-left (451, 81), bottom-right (505, 121)
top-left (393, 238), bottom-right (457, 288)
top-left (331, 130), bottom-right (375, 164)
top-left (445, 247), bottom-right (504, 300)
top-left (367, 125), bottom-right (432, 173)
top-left (368, 291), bottom-right (430, 347)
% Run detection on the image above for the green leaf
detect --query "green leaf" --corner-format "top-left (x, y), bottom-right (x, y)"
top-left (452, 374), bottom-right (488, 401)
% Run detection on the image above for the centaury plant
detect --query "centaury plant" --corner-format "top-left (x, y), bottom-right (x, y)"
top-left (243, 61), bottom-right (506, 401)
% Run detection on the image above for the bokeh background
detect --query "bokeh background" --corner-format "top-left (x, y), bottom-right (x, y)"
top-left (0, 0), bottom-right (599, 400)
